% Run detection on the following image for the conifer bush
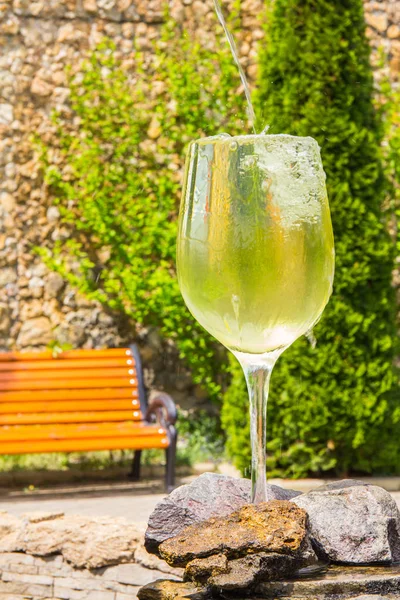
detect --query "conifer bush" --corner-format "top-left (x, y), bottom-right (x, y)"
top-left (222, 0), bottom-right (400, 477)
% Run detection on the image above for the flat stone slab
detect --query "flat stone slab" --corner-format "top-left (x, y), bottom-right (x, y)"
top-left (138, 565), bottom-right (400, 599)
top-left (256, 563), bottom-right (400, 598)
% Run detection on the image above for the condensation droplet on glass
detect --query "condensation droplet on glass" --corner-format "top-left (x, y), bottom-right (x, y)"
top-left (230, 141), bottom-right (238, 151)
top-left (243, 156), bottom-right (256, 169)
top-left (261, 179), bottom-right (271, 192)
top-left (306, 328), bottom-right (317, 349)
top-left (231, 294), bottom-right (240, 322)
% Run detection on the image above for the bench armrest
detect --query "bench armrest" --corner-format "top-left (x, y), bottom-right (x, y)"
top-left (145, 391), bottom-right (177, 428)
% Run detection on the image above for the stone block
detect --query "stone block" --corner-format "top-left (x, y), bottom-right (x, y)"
top-left (0, 552), bottom-right (35, 566)
top-left (0, 578), bottom-right (53, 596)
top-left (1, 570), bottom-right (53, 585)
top-left (102, 562), bottom-right (163, 586)
top-left (2, 563), bottom-right (38, 575)
top-left (19, 514), bottom-right (142, 569)
top-left (365, 11), bottom-right (388, 32)
top-left (54, 587), bottom-right (116, 600)
top-left (16, 316), bottom-right (53, 346)
top-left (115, 592), bottom-right (141, 600)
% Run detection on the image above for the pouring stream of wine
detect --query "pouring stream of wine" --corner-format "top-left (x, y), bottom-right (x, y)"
top-left (212, 0), bottom-right (258, 133)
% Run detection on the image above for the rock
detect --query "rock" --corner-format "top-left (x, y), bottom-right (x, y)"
top-left (0, 192), bottom-right (15, 212)
top-left (293, 480), bottom-right (400, 564)
top-left (0, 513), bottom-right (24, 552)
top-left (365, 12), bottom-right (388, 33)
top-left (0, 104), bottom-right (13, 125)
top-left (0, 267), bottom-right (17, 286)
top-left (0, 305), bottom-right (11, 333)
top-left (184, 552), bottom-right (302, 590)
top-left (17, 317), bottom-right (54, 347)
top-left (46, 205), bottom-right (60, 222)
top-left (148, 116), bottom-right (162, 139)
top-left (184, 554), bottom-right (228, 585)
top-left (0, 16), bottom-right (20, 35)
top-left (208, 552), bottom-right (300, 591)
top-left (387, 24), bottom-right (400, 39)
top-left (137, 579), bottom-right (204, 600)
top-left (29, 276), bottom-right (45, 290)
top-left (145, 474), bottom-right (250, 554)
top-left (45, 272), bottom-right (65, 298)
top-left (20, 300), bottom-right (44, 320)
top-left (31, 76), bottom-right (54, 96)
top-left (145, 473), bottom-right (299, 554)
top-left (159, 501), bottom-right (311, 568)
top-left (256, 563), bottom-right (400, 598)
top-left (17, 514), bottom-right (142, 568)
top-left (83, 0), bottom-right (97, 11)
top-left (135, 538), bottom-right (184, 578)
top-left (352, 597), bottom-right (388, 600)
top-left (23, 511), bottom-right (65, 523)
top-left (313, 479), bottom-right (366, 491)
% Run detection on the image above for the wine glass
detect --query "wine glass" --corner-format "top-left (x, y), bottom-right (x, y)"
top-left (177, 133), bottom-right (335, 503)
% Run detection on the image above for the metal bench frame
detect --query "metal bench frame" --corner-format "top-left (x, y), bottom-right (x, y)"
top-left (130, 345), bottom-right (177, 492)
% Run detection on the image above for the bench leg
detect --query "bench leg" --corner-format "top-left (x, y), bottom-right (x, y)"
top-left (130, 450), bottom-right (142, 481)
top-left (165, 426), bottom-right (177, 493)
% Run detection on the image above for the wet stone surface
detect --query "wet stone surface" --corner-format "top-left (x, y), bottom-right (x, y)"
top-left (159, 500), bottom-right (313, 568)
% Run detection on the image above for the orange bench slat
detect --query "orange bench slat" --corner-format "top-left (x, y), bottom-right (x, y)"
top-left (0, 436), bottom-right (169, 455)
top-left (0, 367), bottom-right (136, 382)
top-left (0, 378), bottom-right (137, 391)
top-left (0, 422), bottom-right (165, 442)
top-left (0, 358), bottom-right (136, 371)
top-left (0, 349), bottom-right (133, 361)
top-left (0, 411), bottom-right (139, 426)
top-left (0, 400), bottom-right (142, 415)
top-left (0, 388), bottom-right (138, 403)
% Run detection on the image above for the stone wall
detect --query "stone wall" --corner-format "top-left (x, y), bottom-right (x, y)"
top-left (365, 0), bottom-right (400, 79)
top-left (0, 0), bottom-right (398, 408)
top-left (0, 511), bottom-right (183, 599)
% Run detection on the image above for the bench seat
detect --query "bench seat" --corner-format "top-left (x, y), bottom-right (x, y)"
top-left (0, 346), bottom-right (177, 490)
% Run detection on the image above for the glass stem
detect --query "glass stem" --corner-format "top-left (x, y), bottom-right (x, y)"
top-left (235, 350), bottom-right (282, 504)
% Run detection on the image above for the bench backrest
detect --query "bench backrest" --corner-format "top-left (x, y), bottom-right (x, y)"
top-left (0, 346), bottom-right (147, 427)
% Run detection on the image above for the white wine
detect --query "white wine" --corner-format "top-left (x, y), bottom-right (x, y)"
top-left (177, 133), bottom-right (335, 505)
top-left (177, 134), bottom-right (334, 354)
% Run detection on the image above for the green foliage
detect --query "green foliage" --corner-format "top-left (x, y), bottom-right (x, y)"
top-left (221, 354), bottom-right (251, 477)
top-left (380, 74), bottom-right (400, 252)
top-left (222, 0), bottom-right (400, 478)
top-left (37, 17), bottom-right (247, 401)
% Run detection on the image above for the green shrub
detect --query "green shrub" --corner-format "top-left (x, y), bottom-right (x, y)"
top-left (37, 16), bottom-right (247, 402)
top-left (222, 0), bottom-right (400, 478)
top-left (380, 74), bottom-right (400, 253)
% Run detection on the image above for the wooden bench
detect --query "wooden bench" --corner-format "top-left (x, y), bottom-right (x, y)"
top-left (0, 345), bottom-right (177, 491)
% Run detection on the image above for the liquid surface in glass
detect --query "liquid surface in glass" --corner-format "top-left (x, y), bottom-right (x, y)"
top-left (177, 134), bottom-right (335, 354)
